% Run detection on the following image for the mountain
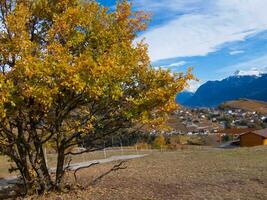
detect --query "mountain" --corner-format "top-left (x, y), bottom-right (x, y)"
top-left (175, 91), bottom-right (194, 104)
top-left (178, 73), bottom-right (267, 107)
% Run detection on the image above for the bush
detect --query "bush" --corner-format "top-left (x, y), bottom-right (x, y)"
top-left (153, 135), bottom-right (166, 149)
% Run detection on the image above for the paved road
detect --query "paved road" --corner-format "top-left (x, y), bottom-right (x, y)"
top-left (53, 154), bottom-right (147, 171)
top-left (0, 154), bottom-right (147, 190)
top-left (218, 140), bottom-right (240, 149)
top-left (0, 177), bottom-right (18, 187)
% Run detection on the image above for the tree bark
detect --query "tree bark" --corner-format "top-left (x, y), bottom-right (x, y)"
top-left (55, 146), bottom-right (65, 190)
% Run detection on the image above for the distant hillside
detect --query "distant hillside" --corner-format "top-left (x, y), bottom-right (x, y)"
top-left (220, 99), bottom-right (267, 114)
top-left (176, 91), bottom-right (194, 104)
top-left (179, 73), bottom-right (267, 107)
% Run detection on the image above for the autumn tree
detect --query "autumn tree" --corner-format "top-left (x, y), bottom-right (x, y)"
top-left (0, 0), bottom-right (193, 194)
top-left (153, 134), bottom-right (166, 149)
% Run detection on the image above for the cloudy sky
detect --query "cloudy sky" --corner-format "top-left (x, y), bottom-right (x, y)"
top-left (97, 0), bottom-right (267, 91)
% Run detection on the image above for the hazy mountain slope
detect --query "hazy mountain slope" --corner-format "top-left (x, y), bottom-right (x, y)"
top-left (176, 91), bottom-right (194, 104)
top-left (180, 73), bottom-right (267, 107)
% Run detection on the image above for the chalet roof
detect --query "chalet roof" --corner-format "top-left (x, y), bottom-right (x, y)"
top-left (239, 128), bottom-right (267, 138)
top-left (251, 128), bottom-right (267, 138)
top-left (219, 128), bottom-right (256, 135)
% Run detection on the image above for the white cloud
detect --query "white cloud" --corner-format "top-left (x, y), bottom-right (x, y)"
top-left (233, 68), bottom-right (263, 76)
top-left (168, 61), bottom-right (187, 67)
top-left (229, 50), bottom-right (245, 55)
top-left (219, 54), bottom-right (267, 74)
top-left (133, 0), bottom-right (211, 14)
top-left (137, 0), bottom-right (267, 61)
top-left (154, 61), bottom-right (187, 70)
top-left (186, 80), bottom-right (202, 92)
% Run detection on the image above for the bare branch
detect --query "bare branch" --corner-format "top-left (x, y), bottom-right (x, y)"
top-left (74, 162), bottom-right (99, 183)
top-left (92, 161), bottom-right (127, 185)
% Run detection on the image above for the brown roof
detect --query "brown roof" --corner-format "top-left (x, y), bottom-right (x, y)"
top-left (219, 128), bottom-right (257, 135)
top-left (251, 128), bottom-right (267, 138)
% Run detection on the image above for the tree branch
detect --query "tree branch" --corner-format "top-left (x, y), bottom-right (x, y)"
top-left (74, 162), bottom-right (99, 183)
top-left (92, 161), bottom-right (127, 185)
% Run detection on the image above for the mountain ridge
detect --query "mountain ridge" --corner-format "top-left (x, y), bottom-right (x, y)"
top-left (177, 73), bottom-right (267, 107)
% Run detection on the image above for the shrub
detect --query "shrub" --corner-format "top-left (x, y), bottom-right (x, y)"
top-left (153, 135), bottom-right (166, 149)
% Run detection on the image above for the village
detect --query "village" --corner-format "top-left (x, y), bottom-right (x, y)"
top-left (171, 107), bottom-right (267, 134)
top-left (152, 106), bottom-right (267, 147)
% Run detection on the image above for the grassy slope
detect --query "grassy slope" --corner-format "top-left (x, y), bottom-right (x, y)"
top-left (220, 99), bottom-right (267, 114)
top-left (36, 146), bottom-right (267, 200)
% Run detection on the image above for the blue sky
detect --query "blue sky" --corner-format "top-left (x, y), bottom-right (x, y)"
top-left (97, 0), bottom-right (267, 91)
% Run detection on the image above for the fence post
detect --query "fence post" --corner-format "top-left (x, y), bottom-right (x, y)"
top-left (135, 145), bottom-right (139, 155)
top-left (120, 138), bottom-right (124, 155)
top-left (103, 141), bottom-right (107, 159)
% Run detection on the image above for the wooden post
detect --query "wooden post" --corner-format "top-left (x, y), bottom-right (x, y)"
top-left (120, 139), bottom-right (123, 155)
top-left (103, 141), bottom-right (107, 159)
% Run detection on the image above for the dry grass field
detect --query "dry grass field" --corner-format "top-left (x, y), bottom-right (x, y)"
top-left (24, 146), bottom-right (267, 200)
top-left (221, 99), bottom-right (267, 114)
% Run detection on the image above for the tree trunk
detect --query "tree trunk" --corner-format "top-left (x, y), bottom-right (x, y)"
top-left (23, 143), bottom-right (53, 194)
top-left (37, 144), bottom-right (53, 191)
top-left (55, 146), bottom-right (65, 190)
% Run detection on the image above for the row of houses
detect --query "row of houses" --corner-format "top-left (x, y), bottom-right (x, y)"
top-left (157, 108), bottom-right (267, 147)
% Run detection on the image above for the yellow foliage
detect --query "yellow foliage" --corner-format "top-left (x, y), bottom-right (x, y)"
top-left (153, 135), bottom-right (166, 149)
top-left (0, 0), bottom-right (195, 191)
top-left (0, 0), bottom-right (193, 152)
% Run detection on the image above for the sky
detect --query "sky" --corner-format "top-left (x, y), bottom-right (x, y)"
top-left (97, 0), bottom-right (267, 92)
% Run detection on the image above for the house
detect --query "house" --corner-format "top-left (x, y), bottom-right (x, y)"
top-left (219, 128), bottom-right (256, 139)
top-left (240, 128), bottom-right (267, 147)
